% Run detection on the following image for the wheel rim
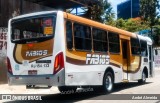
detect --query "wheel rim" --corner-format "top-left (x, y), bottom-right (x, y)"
top-left (105, 75), bottom-right (112, 91)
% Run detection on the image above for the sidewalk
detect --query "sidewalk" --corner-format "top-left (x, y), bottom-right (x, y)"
top-left (0, 84), bottom-right (60, 94)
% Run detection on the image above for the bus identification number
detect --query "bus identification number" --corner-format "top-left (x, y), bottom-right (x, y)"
top-left (26, 50), bottom-right (48, 57)
top-left (86, 54), bottom-right (109, 65)
top-left (31, 63), bottom-right (49, 68)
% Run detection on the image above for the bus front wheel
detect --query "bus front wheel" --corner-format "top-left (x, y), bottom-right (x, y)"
top-left (138, 71), bottom-right (146, 84)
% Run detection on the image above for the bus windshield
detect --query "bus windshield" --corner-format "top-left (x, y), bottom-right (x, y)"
top-left (11, 14), bottom-right (56, 43)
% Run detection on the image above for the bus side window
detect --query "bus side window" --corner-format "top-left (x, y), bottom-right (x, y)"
top-left (155, 50), bottom-right (158, 55)
top-left (131, 38), bottom-right (141, 55)
top-left (108, 32), bottom-right (120, 53)
top-left (140, 40), bottom-right (148, 56)
top-left (74, 23), bottom-right (91, 51)
top-left (66, 21), bottom-right (73, 49)
top-left (93, 28), bottom-right (108, 52)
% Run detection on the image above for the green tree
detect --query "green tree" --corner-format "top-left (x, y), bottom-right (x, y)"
top-left (139, 0), bottom-right (160, 30)
top-left (152, 24), bottom-right (160, 46)
top-left (103, 1), bottom-right (115, 23)
top-left (115, 18), bottom-right (126, 30)
top-left (106, 18), bottom-right (150, 32)
top-left (86, 0), bottom-right (115, 23)
top-left (125, 18), bottom-right (150, 32)
top-left (140, 0), bottom-right (160, 46)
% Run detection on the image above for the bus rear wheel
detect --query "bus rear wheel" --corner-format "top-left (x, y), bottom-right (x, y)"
top-left (102, 72), bottom-right (114, 93)
top-left (58, 86), bottom-right (77, 94)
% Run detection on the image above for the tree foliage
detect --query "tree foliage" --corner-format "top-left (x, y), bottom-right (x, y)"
top-left (106, 18), bottom-right (150, 32)
top-left (139, 0), bottom-right (160, 26)
top-left (152, 21), bottom-right (160, 46)
top-left (139, 0), bottom-right (160, 46)
top-left (85, 0), bottom-right (160, 46)
top-left (86, 0), bottom-right (115, 23)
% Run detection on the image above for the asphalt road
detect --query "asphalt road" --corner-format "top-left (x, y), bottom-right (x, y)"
top-left (4, 68), bottom-right (160, 103)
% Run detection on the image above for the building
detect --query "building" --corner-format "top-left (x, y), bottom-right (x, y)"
top-left (0, 0), bottom-right (99, 27)
top-left (117, 0), bottom-right (140, 19)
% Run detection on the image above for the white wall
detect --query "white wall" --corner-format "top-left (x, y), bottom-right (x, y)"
top-left (154, 47), bottom-right (160, 68)
top-left (0, 27), bottom-right (7, 83)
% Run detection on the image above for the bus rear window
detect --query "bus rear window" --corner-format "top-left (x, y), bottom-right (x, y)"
top-left (11, 15), bottom-right (56, 43)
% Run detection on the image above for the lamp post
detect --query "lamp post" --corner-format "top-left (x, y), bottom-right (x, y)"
top-left (131, 0), bottom-right (132, 18)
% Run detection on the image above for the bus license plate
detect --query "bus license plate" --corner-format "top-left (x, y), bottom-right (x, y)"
top-left (28, 70), bottom-right (37, 75)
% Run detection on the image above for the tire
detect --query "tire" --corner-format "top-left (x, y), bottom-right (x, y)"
top-left (26, 85), bottom-right (35, 88)
top-left (102, 72), bottom-right (114, 93)
top-left (58, 86), bottom-right (77, 93)
top-left (26, 85), bottom-right (32, 89)
top-left (47, 86), bottom-right (52, 88)
top-left (138, 71), bottom-right (146, 84)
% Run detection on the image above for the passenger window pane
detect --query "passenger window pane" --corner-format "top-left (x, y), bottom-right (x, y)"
top-left (11, 16), bottom-right (56, 42)
top-left (108, 32), bottom-right (119, 43)
top-left (155, 50), bottom-right (158, 55)
top-left (140, 40), bottom-right (148, 56)
top-left (93, 28), bottom-right (108, 52)
top-left (74, 23), bottom-right (91, 38)
top-left (74, 23), bottom-right (91, 51)
top-left (75, 38), bottom-right (91, 50)
top-left (66, 21), bottom-right (73, 49)
top-left (108, 32), bottom-right (120, 53)
top-left (131, 47), bottom-right (141, 55)
top-left (131, 38), bottom-right (141, 55)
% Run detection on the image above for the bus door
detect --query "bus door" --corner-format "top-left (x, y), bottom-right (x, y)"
top-left (121, 40), bottom-right (130, 80)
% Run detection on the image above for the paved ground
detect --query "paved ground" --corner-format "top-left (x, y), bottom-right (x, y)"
top-left (0, 68), bottom-right (160, 103)
top-left (0, 85), bottom-right (60, 94)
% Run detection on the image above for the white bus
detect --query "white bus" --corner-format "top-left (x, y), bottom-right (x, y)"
top-left (7, 11), bottom-right (154, 93)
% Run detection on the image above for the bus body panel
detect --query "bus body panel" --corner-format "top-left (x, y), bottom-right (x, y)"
top-left (8, 11), bottom-right (66, 86)
top-left (7, 10), bottom-right (154, 88)
top-left (65, 62), bottom-right (123, 85)
top-left (128, 35), bottom-right (154, 81)
top-left (65, 49), bottom-right (123, 85)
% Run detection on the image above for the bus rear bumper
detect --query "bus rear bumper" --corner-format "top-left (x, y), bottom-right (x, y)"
top-left (8, 73), bottom-right (61, 86)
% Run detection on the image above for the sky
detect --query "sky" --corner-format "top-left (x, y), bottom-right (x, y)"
top-left (108, 0), bottom-right (127, 18)
top-left (108, 0), bottom-right (160, 18)
top-left (71, 0), bottom-right (127, 16)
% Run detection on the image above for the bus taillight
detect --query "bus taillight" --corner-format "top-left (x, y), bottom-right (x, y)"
top-left (54, 52), bottom-right (64, 74)
top-left (7, 57), bottom-right (13, 75)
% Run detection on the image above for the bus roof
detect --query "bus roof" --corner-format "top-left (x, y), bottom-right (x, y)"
top-left (64, 12), bottom-right (137, 38)
top-left (10, 10), bottom-right (58, 20)
top-left (9, 10), bottom-right (152, 44)
top-left (64, 12), bottom-right (152, 44)
top-left (137, 35), bottom-right (152, 44)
